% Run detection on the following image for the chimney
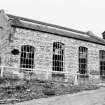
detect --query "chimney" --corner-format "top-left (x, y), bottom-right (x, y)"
top-left (102, 31), bottom-right (105, 39)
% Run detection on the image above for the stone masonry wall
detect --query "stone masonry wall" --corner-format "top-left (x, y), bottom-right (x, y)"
top-left (3, 27), bottom-right (105, 84)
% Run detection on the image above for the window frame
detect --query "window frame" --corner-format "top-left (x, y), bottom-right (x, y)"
top-left (52, 42), bottom-right (65, 72)
top-left (99, 50), bottom-right (105, 78)
top-left (20, 45), bottom-right (35, 71)
top-left (79, 46), bottom-right (88, 75)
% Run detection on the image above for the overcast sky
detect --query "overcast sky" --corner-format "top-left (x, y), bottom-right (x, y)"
top-left (0, 0), bottom-right (105, 37)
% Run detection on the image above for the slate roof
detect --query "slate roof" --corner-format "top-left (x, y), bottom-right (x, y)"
top-left (7, 14), bottom-right (105, 46)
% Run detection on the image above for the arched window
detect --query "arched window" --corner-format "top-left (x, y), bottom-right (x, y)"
top-left (99, 50), bottom-right (105, 77)
top-left (0, 56), bottom-right (1, 75)
top-left (53, 42), bottom-right (64, 71)
top-left (0, 56), bottom-right (1, 65)
top-left (20, 45), bottom-right (35, 70)
top-left (79, 46), bottom-right (88, 74)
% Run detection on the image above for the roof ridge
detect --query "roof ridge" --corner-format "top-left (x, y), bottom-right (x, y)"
top-left (4, 12), bottom-right (105, 45)
top-left (7, 14), bottom-right (87, 35)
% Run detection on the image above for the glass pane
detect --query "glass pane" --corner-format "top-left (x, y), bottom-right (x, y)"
top-left (20, 45), bottom-right (34, 69)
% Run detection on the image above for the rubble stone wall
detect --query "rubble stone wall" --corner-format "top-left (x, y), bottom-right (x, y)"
top-left (3, 27), bottom-right (105, 84)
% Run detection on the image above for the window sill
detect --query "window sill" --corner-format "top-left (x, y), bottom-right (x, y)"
top-left (78, 73), bottom-right (89, 78)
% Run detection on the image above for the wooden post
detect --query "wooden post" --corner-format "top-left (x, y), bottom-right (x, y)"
top-left (1, 66), bottom-right (3, 77)
top-left (74, 73), bottom-right (78, 85)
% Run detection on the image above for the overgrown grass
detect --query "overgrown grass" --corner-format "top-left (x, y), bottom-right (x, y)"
top-left (0, 78), bottom-right (100, 104)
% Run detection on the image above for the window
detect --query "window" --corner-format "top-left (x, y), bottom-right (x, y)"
top-left (79, 46), bottom-right (88, 74)
top-left (99, 50), bottom-right (105, 77)
top-left (53, 42), bottom-right (64, 71)
top-left (0, 56), bottom-right (1, 75)
top-left (20, 45), bottom-right (35, 70)
top-left (0, 56), bottom-right (1, 65)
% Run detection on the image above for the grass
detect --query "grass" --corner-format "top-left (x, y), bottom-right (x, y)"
top-left (0, 78), bottom-right (100, 104)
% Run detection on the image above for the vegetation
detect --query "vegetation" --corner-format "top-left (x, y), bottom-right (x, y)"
top-left (0, 78), bottom-right (100, 104)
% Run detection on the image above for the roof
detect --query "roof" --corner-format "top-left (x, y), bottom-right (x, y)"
top-left (6, 13), bottom-right (105, 46)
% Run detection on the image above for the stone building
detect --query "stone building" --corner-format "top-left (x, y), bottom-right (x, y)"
top-left (0, 10), bottom-right (105, 84)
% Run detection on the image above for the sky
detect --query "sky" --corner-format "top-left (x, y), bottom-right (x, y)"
top-left (0, 0), bottom-right (105, 37)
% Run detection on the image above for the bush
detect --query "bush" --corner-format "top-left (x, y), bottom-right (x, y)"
top-left (43, 88), bottom-right (55, 96)
top-left (0, 78), bottom-right (100, 104)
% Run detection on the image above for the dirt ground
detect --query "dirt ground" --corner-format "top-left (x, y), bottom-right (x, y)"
top-left (12, 87), bottom-right (105, 105)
